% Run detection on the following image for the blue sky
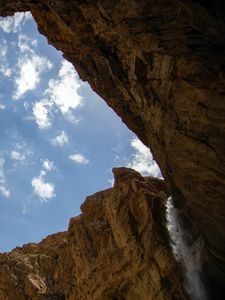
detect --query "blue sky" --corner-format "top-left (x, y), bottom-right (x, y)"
top-left (0, 12), bottom-right (161, 252)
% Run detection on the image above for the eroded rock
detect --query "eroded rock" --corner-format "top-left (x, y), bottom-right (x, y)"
top-left (0, 0), bottom-right (225, 295)
top-left (0, 168), bottom-right (187, 299)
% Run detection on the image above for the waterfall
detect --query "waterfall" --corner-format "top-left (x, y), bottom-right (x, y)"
top-left (165, 197), bottom-right (207, 300)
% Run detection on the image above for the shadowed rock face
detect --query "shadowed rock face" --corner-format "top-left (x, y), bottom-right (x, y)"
top-left (0, 168), bottom-right (188, 299)
top-left (0, 0), bottom-right (225, 295)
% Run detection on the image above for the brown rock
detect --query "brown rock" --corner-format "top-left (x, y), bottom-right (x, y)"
top-left (0, 168), bottom-right (187, 299)
top-left (0, 0), bottom-right (225, 294)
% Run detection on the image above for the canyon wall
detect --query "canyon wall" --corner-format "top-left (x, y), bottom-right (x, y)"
top-left (0, 168), bottom-right (188, 299)
top-left (0, 0), bottom-right (225, 297)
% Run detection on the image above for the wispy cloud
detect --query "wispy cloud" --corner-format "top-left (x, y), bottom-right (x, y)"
top-left (0, 158), bottom-right (10, 198)
top-left (0, 12), bottom-right (31, 33)
top-left (0, 66), bottom-right (11, 77)
top-left (9, 139), bottom-right (33, 167)
top-left (18, 34), bottom-right (37, 53)
top-left (69, 153), bottom-right (89, 165)
top-left (51, 131), bottom-right (69, 146)
top-left (0, 38), bottom-right (12, 77)
top-left (43, 159), bottom-right (54, 171)
top-left (31, 159), bottom-right (55, 202)
top-left (0, 38), bottom-right (7, 58)
top-left (0, 104), bottom-right (6, 110)
top-left (128, 137), bottom-right (162, 178)
top-left (14, 54), bottom-right (52, 100)
top-left (10, 150), bottom-right (26, 161)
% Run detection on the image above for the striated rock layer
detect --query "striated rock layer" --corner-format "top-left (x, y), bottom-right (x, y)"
top-left (0, 0), bottom-right (225, 294)
top-left (0, 168), bottom-right (188, 300)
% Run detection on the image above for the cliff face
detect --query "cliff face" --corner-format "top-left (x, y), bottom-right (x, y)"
top-left (0, 168), bottom-right (187, 300)
top-left (0, 0), bottom-right (225, 295)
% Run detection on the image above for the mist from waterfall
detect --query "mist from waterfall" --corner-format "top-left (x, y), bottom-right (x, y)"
top-left (165, 197), bottom-right (207, 300)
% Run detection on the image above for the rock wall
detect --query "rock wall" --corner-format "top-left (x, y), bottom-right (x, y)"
top-left (0, 0), bottom-right (225, 296)
top-left (0, 168), bottom-right (188, 299)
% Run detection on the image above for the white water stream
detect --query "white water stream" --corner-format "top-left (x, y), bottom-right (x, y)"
top-left (165, 197), bottom-right (207, 300)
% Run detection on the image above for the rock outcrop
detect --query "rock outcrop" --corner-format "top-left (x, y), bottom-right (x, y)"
top-left (0, 168), bottom-right (187, 299)
top-left (0, 0), bottom-right (225, 296)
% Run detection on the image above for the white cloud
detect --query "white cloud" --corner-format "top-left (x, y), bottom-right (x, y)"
top-left (10, 151), bottom-right (26, 161)
top-left (0, 159), bottom-right (10, 198)
top-left (0, 104), bottom-right (6, 110)
top-left (0, 185), bottom-right (10, 198)
top-left (24, 101), bottom-right (30, 111)
top-left (31, 60), bottom-right (82, 129)
top-left (0, 39), bottom-right (7, 58)
top-left (32, 157), bottom-right (55, 202)
top-left (69, 153), bottom-right (89, 165)
top-left (32, 175), bottom-right (55, 202)
top-left (128, 137), bottom-right (162, 178)
top-left (32, 100), bottom-right (52, 129)
top-left (0, 66), bottom-right (11, 77)
top-left (14, 54), bottom-right (52, 100)
top-left (45, 60), bottom-right (82, 118)
top-left (12, 27), bottom-right (51, 101)
top-left (43, 159), bottom-right (54, 171)
top-left (51, 131), bottom-right (69, 146)
top-left (18, 34), bottom-right (37, 53)
top-left (62, 110), bottom-right (79, 125)
top-left (0, 12), bottom-right (31, 33)
top-left (9, 140), bottom-right (33, 167)
top-left (0, 39), bottom-right (12, 77)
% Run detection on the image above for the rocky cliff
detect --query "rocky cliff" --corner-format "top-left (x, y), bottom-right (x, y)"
top-left (0, 0), bottom-right (225, 298)
top-left (0, 168), bottom-right (188, 299)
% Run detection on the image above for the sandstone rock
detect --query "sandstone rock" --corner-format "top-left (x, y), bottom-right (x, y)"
top-left (0, 168), bottom-right (188, 299)
top-left (0, 0), bottom-right (225, 295)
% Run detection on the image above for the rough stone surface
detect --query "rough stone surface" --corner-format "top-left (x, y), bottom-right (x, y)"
top-left (0, 168), bottom-right (187, 300)
top-left (0, 0), bottom-right (225, 295)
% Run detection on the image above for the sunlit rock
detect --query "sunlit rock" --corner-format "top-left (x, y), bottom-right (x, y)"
top-left (0, 0), bottom-right (225, 298)
top-left (0, 168), bottom-right (188, 299)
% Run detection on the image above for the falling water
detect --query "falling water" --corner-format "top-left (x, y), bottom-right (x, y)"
top-left (165, 197), bottom-right (207, 300)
